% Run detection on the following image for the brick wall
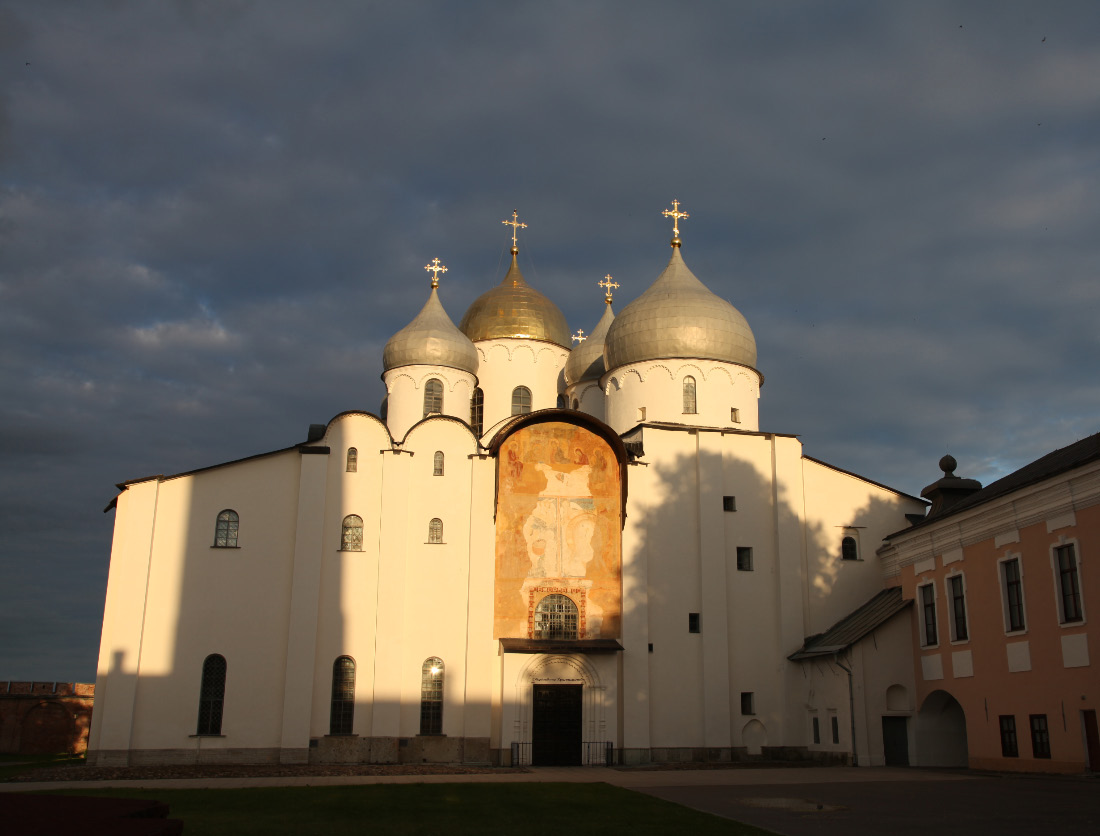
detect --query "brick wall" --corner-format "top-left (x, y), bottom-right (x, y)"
top-left (0, 681), bottom-right (95, 755)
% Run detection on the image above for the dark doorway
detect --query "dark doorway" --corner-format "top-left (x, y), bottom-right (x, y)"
top-left (882, 716), bottom-right (909, 766)
top-left (1082, 710), bottom-right (1100, 771)
top-left (532, 684), bottom-right (582, 766)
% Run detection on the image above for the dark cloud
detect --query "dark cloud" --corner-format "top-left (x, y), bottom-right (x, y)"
top-left (1, 0), bottom-right (1098, 680)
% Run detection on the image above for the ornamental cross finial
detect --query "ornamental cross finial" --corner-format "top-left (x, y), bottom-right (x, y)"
top-left (599, 274), bottom-right (619, 304)
top-left (502, 209), bottom-right (527, 251)
top-left (572, 328), bottom-right (587, 344)
top-left (662, 199), bottom-right (690, 240)
top-left (424, 257), bottom-right (448, 288)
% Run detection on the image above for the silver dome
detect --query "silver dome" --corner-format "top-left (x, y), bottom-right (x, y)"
top-left (383, 287), bottom-right (479, 375)
top-left (604, 246), bottom-right (757, 371)
top-left (563, 302), bottom-right (615, 387)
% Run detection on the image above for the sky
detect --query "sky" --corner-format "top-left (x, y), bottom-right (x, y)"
top-left (1, 0), bottom-right (1098, 682)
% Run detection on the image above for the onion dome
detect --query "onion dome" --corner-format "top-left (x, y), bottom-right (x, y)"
top-left (604, 244), bottom-right (757, 371)
top-left (383, 284), bottom-right (479, 375)
top-left (564, 303), bottom-right (615, 387)
top-left (458, 250), bottom-right (571, 347)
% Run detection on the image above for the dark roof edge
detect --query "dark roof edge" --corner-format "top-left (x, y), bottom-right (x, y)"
top-left (803, 455), bottom-right (925, 503)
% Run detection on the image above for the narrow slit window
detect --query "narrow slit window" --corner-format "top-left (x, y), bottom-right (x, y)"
top-left (683, 376), bottom-right (697, 414)
top-left (346, 448), bottom-right (358, 472)
top-left (423, 378), bottom-right (443, 417)
top-left (920, 584), bottom-right (937, 646)
top-left (329, 656), bottom-right (355, 736)
top-left (470, 387), bottom-right (484, 436)
top-left (420, 657), bottom-right (444, 735)
top-left (433, 451), bottom-right (444, 476)
top-left (1055, 544), bottom-right (1083, 623)
top-left (1002, 558), bottom-right (1026, 632)
top-left (214, 510), bottom-right (239, 548)
top-left (688, 612), bottom-right (701, 633)
top-left (196, 654), bottom-right (226, 735)
top-left (948, 574), bottom-right (968, 641)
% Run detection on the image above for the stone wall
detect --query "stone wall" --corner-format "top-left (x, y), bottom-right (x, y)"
top-left (0, 681), bottom-right (94, 755)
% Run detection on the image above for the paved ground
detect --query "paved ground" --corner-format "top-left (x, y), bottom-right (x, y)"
top-left (4, 765), bottom-right (1097, 835)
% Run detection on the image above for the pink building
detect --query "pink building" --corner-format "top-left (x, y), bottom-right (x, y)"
top-left (880, 435), bottom-right (1100, 772)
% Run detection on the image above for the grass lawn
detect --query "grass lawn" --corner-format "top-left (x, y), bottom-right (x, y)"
top-left (51, 782), bottom-right (777, 835)
top-left (0, 754), bottom-right (84, 782)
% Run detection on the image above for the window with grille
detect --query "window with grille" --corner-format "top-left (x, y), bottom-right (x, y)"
top-left (1001, 558), bottom-right (1026, 632)
top-left (920, 584), bottom-right (937, 646)
top-left (948, 574), bottom-right (968, 641)
top-left (683, 376), bottom-right (697, 414)
top-left (534, 594), bottom-right (579, 640)
top-left (999, 715), bottom-right (1018, 757)
top-left (330, 656), bottom-right (355, 735)
top-left (470, 388), bottom-right (484, 436)
top-left (214, 510), bottom-right (239, 548)
top-left (420, 657), bottom-right (444, 735)
top-left (428, 518), bottom-right (443, 543)
top-left (841, 536), bottom-right (858, 561)
top-left (433, 451), bottom-right (444, 476)
top-left (341, 515), bottom-right (363, 551)
top-left (1029, 714), bottom-right (1050, 758)
top-left (511, 386), bottom-right (532, 415)
top-left (423, 378), bottom-right (443, 417)
top-left (1055, 544), bottom-right (1083, 623)
top-left (196, 654), bottom-right (226, 735)
top-left (346, 448), bottom-right (357, 472)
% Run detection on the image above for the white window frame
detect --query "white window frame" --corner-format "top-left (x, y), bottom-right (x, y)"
top-left (997, 553), bottom-right (1028, 636)
top-left (944, 571), bottom-right (969, 644)
top-left (1050, 537), bottom-right (1086, 627)
top-left (918, 581), bottom-right (939, 648)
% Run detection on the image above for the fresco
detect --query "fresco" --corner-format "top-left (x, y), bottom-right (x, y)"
top-left (494, 422), bottom-right (622, 639)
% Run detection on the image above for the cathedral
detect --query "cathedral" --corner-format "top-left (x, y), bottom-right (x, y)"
top-left (88, 203), bottom-right (927, 767)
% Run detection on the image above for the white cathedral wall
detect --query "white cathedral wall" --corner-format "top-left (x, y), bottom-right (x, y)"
top-left (382, 366), bottom-right (476, 441)
top-left (565, 381), bottom-right (606, 422)
top-left (800, 459), bottom-right (926, 636)
top-left (603, 359), bottom-right (761, 435)
top-left (474, 339), bottom-right (568, 434)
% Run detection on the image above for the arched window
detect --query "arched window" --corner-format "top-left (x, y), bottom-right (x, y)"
top-left (433, 451), bottom-right (444, 476)
top-left (420, 657), bottom-right (444, 735)
top-left (196, 654), bottom-right (226, 735)
top-left (841, 536), bottom-right (859, 561)
top-left (428, 518), bottom-right (443, 543)
top-left (341, 514), bottom-right (363, 551)
top-left (423, 378), bottom-right (443, 417)
top-left (470, 388), bottom-right (484, 436)
top-left (346, 448), bottom-right (358, 472)
top-left (214, 510), bottom-right (239, 548)
top-left (683, 376), bottom-right (697, 414)
top-left (511, 385), bottom-right (532, 415)
top-left (330, 656), bottom-right (355, 735)
top-left (534, 594), bottom-right (579, 640)
top-left (556, 394), bottom-right (567, 409)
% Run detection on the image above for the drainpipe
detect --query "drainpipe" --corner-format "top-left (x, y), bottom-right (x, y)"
top-left (833, 650), bottom-right (857, 767)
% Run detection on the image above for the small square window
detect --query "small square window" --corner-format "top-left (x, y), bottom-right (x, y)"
top-left (688, 613), bottom-right (701, 633)
top-left (736, 547), bottom-right (753, 571)
top-left (740, 692), bottom-right (754, 715)
top-left (723, 496), bottom-right (736, 512)
top-left (637, 407), bottom-right (647, 421)
top-left (731, 408), bottom-right (741, 423)
top-left (831, 715), bottom-right (840, 744)
top-left (999, 715), bottom-right (1018, 757)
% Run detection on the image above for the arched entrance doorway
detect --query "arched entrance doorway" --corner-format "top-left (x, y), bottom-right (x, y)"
top-left (915, 689), bottom-right (968, 767)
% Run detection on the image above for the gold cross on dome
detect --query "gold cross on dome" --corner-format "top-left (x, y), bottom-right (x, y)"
top-left (572, 328), bottom-right (587, 344)
top-left (424, 257), bottom-right (448, 288)
top-left (662, 199), bottom-right (690, 239)
top-left (502, 209), bottom-right (527, 249)
top-left (599, 274), bottom-right (619, 303)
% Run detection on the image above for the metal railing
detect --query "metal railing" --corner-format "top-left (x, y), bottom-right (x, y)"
top-left (510, 740), bottom-right (614, 767)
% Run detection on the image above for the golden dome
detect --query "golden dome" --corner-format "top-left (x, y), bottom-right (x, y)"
top-left (458, 252), bottom-right (570, 347)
